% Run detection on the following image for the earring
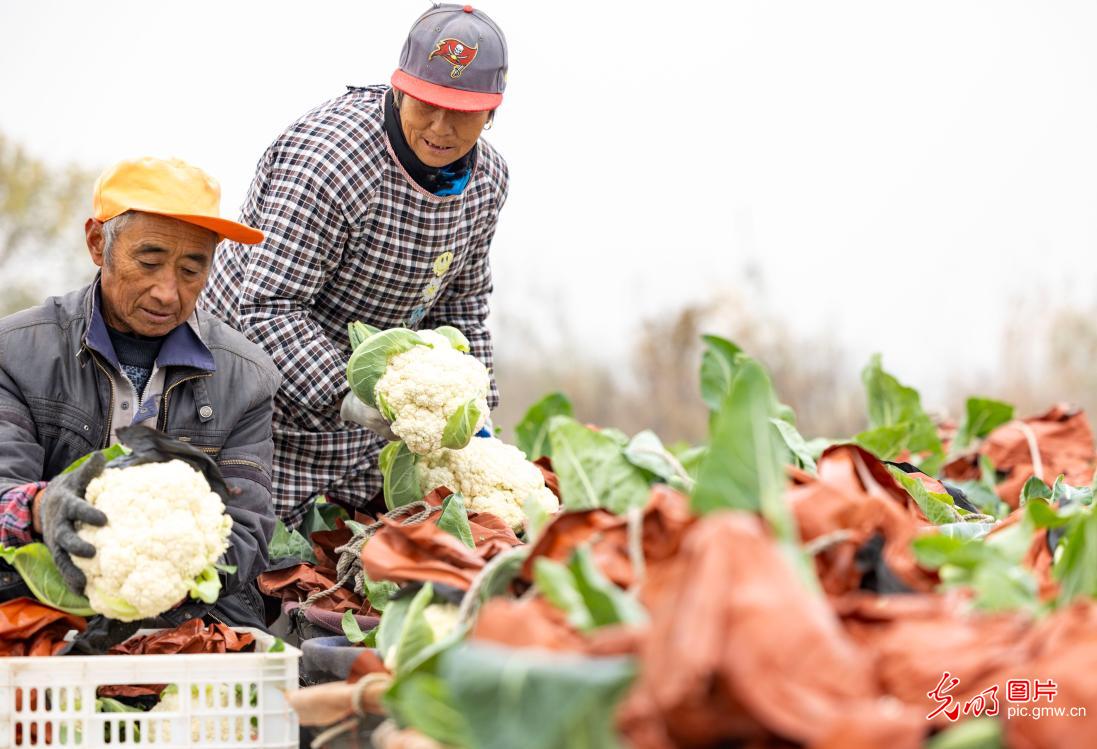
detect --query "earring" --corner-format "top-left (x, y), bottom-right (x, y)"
top-left (483, 119), bottom-right (494, 130)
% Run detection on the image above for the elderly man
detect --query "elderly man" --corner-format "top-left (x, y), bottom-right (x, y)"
top-left (201, 4), bottom-right (511, 526)
top-left (0, 156), bottom-right (280, 628)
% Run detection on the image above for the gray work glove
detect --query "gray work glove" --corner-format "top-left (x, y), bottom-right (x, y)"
top-left (340, 392), bottom-right (397, 441)
top-left (39, 452), bottom-right (108, 595)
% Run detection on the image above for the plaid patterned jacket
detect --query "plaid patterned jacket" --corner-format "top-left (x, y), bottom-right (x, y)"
top-left (201, 85), bottom-right (508, 527)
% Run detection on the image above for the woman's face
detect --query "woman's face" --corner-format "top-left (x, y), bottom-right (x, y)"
top-left (398, 93), bottom-right (492, 168)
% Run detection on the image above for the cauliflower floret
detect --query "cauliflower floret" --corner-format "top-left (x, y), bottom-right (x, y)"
top-left (422, 602), bottom-right (461, 642)
top-left (417, 437), bottom-right (560, 530)
top-left (73, 460), bottom-right (233, 621)
top-left (376, 329), bottom-right (490, 455)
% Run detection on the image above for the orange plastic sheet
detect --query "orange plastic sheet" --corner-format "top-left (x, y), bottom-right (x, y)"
top-left (944, 404), bottom-right (1096, 508)
top-left (787, 445), bottom-right (939, 595)
top-left (359, 505), bottom-right (521, 591)
top-left (0, 597), bottom-right (86, 656)
top-left (520, 485), bottom-right (694, 589)
top-left (533, 456), bottom-right (562, 499)
top-left (257, 563), bottom-right (366, 613)
top-left (109, 618), bottom-right (255, 655)
top-left (837, 592), bottom-right (1097, 748)
top-left (617, 512), bottom-right (926, 749)
top-left (97, 619), bottom-right (257, 698)
top-left (471, 596), bottom-right (640, 657)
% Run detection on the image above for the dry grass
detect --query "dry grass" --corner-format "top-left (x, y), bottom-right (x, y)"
top-left (492, 292), bottom-right (866, 446)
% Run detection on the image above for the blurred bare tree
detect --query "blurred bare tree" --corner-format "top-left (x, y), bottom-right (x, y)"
top-left (493, 289), bottom-right (864, 446)
top-left (947, 300), bottom-right (1097, 424)
top-left (0, 132), bottom-right (97, 315)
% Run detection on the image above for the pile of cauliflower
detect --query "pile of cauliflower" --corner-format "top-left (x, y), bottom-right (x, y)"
top-left (418, 438), bottom-right (560, 530)
top-left (348, 323), bottom-right (560, 532)
top-left (74, 460), bottom-right (233, 622)
top-left (375, 329), bottom-right (490, 455)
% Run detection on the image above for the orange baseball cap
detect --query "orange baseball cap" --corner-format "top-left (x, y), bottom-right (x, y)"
top-left (93, 157), bottom-right (263, 245)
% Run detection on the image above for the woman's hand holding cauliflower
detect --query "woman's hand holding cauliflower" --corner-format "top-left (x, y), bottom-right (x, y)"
top-left (345, 326), bottom-right (490, 454)
top-left (346, 323), bottom-right (560, 532)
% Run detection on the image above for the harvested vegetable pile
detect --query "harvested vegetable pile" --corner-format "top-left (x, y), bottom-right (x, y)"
top-left (289, 335), bottom-right (1097, 749)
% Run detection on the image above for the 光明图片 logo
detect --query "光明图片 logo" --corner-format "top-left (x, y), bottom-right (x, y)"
top-left (927, 672), bottom-right (1087, 721)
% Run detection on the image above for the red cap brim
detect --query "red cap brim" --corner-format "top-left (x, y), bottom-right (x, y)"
top-left (391, 69), bottom-right (502, 112)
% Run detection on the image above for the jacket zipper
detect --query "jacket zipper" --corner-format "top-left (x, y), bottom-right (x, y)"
top-left (157, 372), bottom-right (212, 432)
top-left (196, 445), bottom-right (264, 473)
top-left (90, 355), bottom-right (116, 448)
top-left (219, 458), bottom-right (266, 471)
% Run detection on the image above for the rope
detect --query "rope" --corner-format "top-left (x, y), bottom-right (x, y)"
top-left (804, 529), bottom-right (854, 556)
top-left (299, 501), bottom-right (442, 612)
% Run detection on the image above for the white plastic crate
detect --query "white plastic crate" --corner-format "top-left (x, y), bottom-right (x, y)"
top-left (0, 628), bottom-right (301, 748)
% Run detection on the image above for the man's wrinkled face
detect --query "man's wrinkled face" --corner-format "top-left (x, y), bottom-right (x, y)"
top-left (398, 93), bottom-right (492, 168)
top-left (85, 212), bottom-right (217, 337)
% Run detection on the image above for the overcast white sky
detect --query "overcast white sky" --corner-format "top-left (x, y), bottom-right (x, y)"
top-left (3, 1), bottom-right (1097, 408)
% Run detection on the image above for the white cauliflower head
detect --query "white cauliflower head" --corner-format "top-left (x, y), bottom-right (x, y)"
top-left (375, 329), bottom-right (490, 455)
top-left (73, 460), bottom-right (233, 622)
top-left (417, 437), bottom-right (560, 530)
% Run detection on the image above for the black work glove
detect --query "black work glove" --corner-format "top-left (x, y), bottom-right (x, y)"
top-left (39, 452), bottom-right (108, 595)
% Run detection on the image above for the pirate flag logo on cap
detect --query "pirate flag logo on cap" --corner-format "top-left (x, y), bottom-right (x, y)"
top-left (429, 38), bottom-right (478, 79)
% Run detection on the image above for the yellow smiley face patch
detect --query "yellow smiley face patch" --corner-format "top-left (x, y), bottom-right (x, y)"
top-left (433, 251), bottom-right (454, 277)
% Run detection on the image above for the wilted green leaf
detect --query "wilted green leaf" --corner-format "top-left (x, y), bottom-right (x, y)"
top-left (269, 520), bottom-right (317, 563)
top-left (342, 610), bottom-right (369, 644)
top-left (438, 494), bottom-right (475, 549)
top-left (623, 430), bottom-right (689, 483)
top-left (855, 354), bottom-right (943, 467)
top-left (567, 546), bottom-right (646, 628)
top-left (347, 328), bottom-right (425, 407)
top-left (381, 441), bottom-right (423, 510)
top-left (699, 334), bottom-right (743, 412)
top-left (548, 416), bottom-right (651, 513)
top-left (362, 571), bottom-right (399, 612)
top-left (515, 392), bottom-right (574, 461)
top-left (0, 543), bottom-right (94, 616)
top-left (436, 643), bottom-right (635, 749)
top-left (953, 397), bottom-right (1014, 453)
top-left (96, 697), bottom-right (144, 713)
top-left (348, 321), bottom-right (381, 350)
top-left (62, 443), bottom-right (128, 474)
top-left (385, 670), bottom-right (474, 748)
top-left (913, 524), bottom-right (1038, 613)
top-left (433, 325), bottom-right (471, 352)
top-left (1021, 476), bottom-right (1052, 504)
top-left (533, 558), bottom-right (594, 632)
top-left (771, 418), bottom-right (817, 475)
top-left (950, 480), bottom-right (1008, 519)
top-left (441, 399), bottom-right (483, 451)
top-left (1051, 474), bottom-right (1094, 507)
top-left (300, 498), bottom-right (350, 539)
top-left (691, 358), bottom-right (789, 520)
top-left (1049, 505), bottom-right (1097, 606)
top-left (887, 466), bottom-right (964, 525)
top-left (378, 583), bottom-right (436, 676)
top-left (925, 717), bottom-right (1003, 749)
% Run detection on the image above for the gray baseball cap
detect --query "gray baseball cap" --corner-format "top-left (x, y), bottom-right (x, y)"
top-left (391, 4), bottom-right (507, 112)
